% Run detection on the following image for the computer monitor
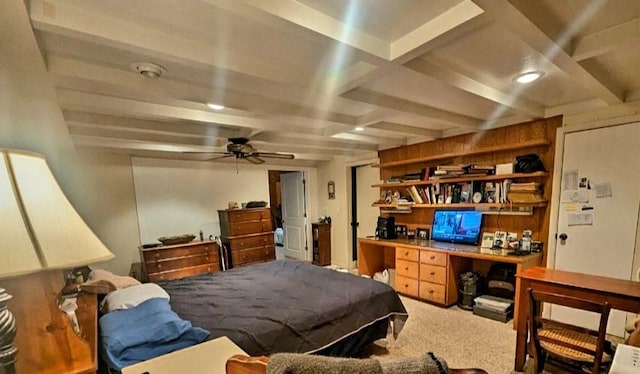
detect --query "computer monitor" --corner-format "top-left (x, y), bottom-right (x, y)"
top-left (431, 210), bottom-right (483, 246)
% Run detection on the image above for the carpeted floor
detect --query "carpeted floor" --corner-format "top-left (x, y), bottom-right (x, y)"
top-left (369, 296), bottom-right (579, 374)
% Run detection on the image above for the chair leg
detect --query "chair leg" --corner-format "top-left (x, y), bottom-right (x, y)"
top-left (533, 351), bottom-right (546, 374)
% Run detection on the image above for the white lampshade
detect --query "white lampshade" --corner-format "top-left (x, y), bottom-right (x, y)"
top-left (0, 149), bottom-right (114, 279)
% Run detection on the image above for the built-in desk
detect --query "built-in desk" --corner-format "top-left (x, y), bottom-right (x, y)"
top-left (358, 237), bottom-right (543, 328)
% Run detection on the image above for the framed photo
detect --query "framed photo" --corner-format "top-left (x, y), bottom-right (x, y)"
top-left (481, 232), bottom-right (495, 248)
top-left (395, 224), bottom-right (407, 238)
top-left (416, 228), bottom-right (429, 240)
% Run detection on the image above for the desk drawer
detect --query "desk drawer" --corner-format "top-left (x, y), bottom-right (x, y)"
top-left (147, 264), bottom-right (217, 282)
top-left (232, 245), bottom-right (275, 267)
top-left (419, 281), bottom-right (446, 304)
top-left (396, 259), bottom-right (419, 279)
top-left (420, 250), bottom-right (447, 267)
top-left (396, 247), bottom-right (419, 262)
top-left (419, 264), bottom-right (446, 284)
top-left (395, 275), bottom-right (419, 297)
top-left (143, 244), bottom-right (216, 262)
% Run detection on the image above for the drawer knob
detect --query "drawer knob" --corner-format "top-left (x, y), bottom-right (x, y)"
top-left (404, 251), bottom-right (409, 256)
top-left (157, 264), bottom-right (162, 269)
top-left (404, 284), bottom-right (409, 288)
top-left (428, 289), bottom-right (434, 294)
top-left (430, 271), bottom-right (436, 276)
top-left (430, 255), bottom-right (435, 260)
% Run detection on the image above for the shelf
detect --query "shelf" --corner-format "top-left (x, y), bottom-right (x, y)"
top-left (372, 201), bottom-right (547, 209)
top-left (373, 171), bottom-right (547, 188)
top-left (378, 139), bottom-right (550, 168)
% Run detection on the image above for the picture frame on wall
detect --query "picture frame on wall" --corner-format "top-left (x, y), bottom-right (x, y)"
top-left (416, 228), bottom-right (429, 240)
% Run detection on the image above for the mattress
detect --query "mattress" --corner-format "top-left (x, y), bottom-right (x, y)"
top-left (159, 259), bottom-right (407, 356)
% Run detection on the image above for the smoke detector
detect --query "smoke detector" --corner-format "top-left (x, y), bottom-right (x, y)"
top-left (130, 62), bottom-right (167, 78)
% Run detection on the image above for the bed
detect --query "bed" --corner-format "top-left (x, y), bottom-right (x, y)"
top-left (157, 259), bottom-right (408, 357)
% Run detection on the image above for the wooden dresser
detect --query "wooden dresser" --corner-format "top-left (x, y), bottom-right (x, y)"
top-left (218, 208), bottom-right (275, 268)
top-left (139, 240), bottom-right (220, 282)
top-left (312, 222), bottom-right (331, 266)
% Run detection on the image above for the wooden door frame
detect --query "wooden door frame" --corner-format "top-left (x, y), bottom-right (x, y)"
top-left (347, 157), bottom-right (379, 270)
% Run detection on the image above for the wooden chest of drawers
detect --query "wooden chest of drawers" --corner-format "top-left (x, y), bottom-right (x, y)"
top-left (140, 241), bottom-right (220, 282)
top-left (218, 208), bottom-right (275, 268)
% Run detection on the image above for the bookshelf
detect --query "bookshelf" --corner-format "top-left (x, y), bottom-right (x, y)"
top-left (374, 116), bottom-right (562, 253)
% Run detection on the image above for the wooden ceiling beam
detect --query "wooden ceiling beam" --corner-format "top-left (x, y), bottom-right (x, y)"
top-left (572, 16), bottom-right (640, 61)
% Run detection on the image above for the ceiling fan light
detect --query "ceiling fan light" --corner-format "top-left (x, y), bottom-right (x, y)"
top-left (207, 103), bottom-right (225, 110)
top-left (130, 62), bottom-right (167, 79)
top-left (514, 71), bottom-right (544, 84)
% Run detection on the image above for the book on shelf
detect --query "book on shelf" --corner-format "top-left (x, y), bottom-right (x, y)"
top-left (509, 182), bottom-right (541, 192)
top-left (507, 192), bottom-right (545, 203)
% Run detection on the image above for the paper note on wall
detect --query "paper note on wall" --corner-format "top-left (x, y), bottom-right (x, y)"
top-left (594, 182), bottom-right (612, 198)
top-left (561, 190), bottom-right (589, 203)
top-left (562, 170), bottom-right (579, 191)
top-left (567, 213), bottom-right (593, 226)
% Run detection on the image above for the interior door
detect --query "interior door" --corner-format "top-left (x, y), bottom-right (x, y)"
top-left (551, 122), bottom-right (640, 337)
top-left (281, 171), bottom-right (307, 260)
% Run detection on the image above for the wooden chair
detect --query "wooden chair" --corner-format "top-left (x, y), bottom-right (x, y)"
top-left (527, 288), bottom-right (613, 374)
top-left (225, 354), bottom-right (489, 374)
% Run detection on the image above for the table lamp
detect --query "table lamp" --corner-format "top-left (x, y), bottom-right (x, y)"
top-left (0, 149), bottom-right (114, 373)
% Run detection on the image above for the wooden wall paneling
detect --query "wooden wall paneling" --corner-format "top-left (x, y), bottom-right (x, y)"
top-left (375, 116), bottom-right (562, 257)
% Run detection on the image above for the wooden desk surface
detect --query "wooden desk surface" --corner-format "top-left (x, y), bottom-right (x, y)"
top-left (514, 266), bottom-right (640, 371)
top-left (358, 237), bottom-right (543, 264)
top-left (518, 266), bottom-right (640, 298)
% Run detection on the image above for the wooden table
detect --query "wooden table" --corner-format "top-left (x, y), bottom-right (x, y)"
top-left (514, 267), bottom-right (640, 371)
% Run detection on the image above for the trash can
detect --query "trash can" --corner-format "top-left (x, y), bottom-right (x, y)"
top-left (458, 272), bottom-right (482, 310)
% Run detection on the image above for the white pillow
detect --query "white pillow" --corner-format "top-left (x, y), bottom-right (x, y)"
top-left (102, 283), bottom-right (169, 313)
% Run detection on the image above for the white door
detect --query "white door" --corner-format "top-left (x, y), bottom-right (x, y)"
top-left (356, 164), bottom-right (380, 238)
top-left (281, 171), bottom-right (307, 260)
top-left (551, 122), bottom-right (640, 337)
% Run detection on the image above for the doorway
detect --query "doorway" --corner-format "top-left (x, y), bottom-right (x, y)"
top-left (268, 170), bottom-right (308, 261)
top-left (349, 163), bottom-right (380, 266)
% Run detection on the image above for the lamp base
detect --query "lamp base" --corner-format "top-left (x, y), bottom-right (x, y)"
top-left (0, 287), bottom-right (17, 374)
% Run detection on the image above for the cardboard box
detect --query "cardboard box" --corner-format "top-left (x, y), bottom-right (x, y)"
top-left (496, 162), bottom-right (514, 175)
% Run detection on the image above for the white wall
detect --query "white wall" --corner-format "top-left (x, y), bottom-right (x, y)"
top-left (0, 1), bottom-right (139, 275)
top-left (132, 158), bottom-right (319, 259)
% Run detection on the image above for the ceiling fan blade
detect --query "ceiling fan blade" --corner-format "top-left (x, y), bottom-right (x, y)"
top-left (245, 155), bottom-right (265, 164)
top-left (253, 152), bottom-right (295, 160)
top-left (203, 154), bottom-right (235, 161)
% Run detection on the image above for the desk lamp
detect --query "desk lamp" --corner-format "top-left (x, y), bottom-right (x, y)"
top-left (0, 149), bottom-right (114, 373)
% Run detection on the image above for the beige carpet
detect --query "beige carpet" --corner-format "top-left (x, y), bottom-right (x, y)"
top-left (369, 296), bottom-right (578, 374)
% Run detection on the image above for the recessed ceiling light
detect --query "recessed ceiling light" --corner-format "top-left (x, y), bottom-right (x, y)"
top-left (130, 62), bottom-right (167, 79)
top-left (207, 103), bottom-right (225, 110)
top-left (514, 71), bottom-right (544, 84)
top-left (354, 127), bottom-right (365, 132)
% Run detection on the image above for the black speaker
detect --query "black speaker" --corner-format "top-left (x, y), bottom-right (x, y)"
top-left (376, 216), bottom-right (396, 239)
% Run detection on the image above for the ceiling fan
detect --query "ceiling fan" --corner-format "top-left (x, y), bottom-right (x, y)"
top-left (188, 137), bottom-right (295, 164)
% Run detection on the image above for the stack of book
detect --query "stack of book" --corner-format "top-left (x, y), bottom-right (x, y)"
top-left (432, 164), bottom-right (466, 178)
top-left (465, 164), bottom-right (495, 175)
top-left (507, 182), bottom-right (544, 203)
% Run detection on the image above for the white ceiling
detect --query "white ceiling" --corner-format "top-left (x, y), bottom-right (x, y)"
top-left (27, 0), bottom-right (640, 166)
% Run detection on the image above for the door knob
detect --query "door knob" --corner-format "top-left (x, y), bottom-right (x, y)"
top-left (558, 233), bottom-right (568, 244)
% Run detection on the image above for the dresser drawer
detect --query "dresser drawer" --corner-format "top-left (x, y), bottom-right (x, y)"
top-left (232, 245), bottom-right (275, 267)
top-left (419, 264), bottom-right (446, 284)
top-left (420, 250), bottom-right (447, 266)
top-left (228, 220), bottom-right (273, 236)
top-left (395, 275), bottom-right (419, 297)
top-left (419, 281), bottom-right (446, 304)
top-left (228, 233), bottom-right (274, 250)
top-left (143, 243), bottom-right (216, 262)
top-left (147, 264), bottom-right (217, 282)
top-left (145, 253), bottom-right (217, 274)
top-left (396, 247), bottom-right (419, 262)
top-left (396, 259), bottom-right (419, 279)
top-left (227, 208), bottom-right (270, 223)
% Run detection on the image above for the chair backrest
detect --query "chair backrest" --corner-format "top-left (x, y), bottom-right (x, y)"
top-left (527, 288), bottom-right (611, 372)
